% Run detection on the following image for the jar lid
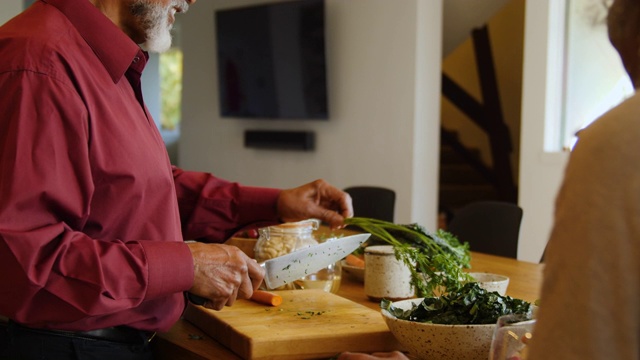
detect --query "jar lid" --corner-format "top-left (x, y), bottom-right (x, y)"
top-left (258, 219), bottom-right (320, 240)
top-left (364, 245), bottom-right (395, 255)
top-left (275, 218), bottom-right (319, 230)
top-left (263, 219), bottom-right (319, 233)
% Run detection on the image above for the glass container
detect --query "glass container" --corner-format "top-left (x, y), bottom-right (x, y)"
top-left (254, 219), bottom-right (341, 293)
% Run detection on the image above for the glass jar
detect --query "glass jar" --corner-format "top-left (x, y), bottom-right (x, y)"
top-left (254, 219), bottom-right (342, 293)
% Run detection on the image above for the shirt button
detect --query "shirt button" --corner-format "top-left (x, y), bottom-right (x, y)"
top-left (133, 57), bottom-right (140, 63)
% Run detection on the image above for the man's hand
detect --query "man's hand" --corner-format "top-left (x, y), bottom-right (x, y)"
top-left (187, 242), bottom-right (264, 310)
top-left (277, 179), bottom-right (354, 229)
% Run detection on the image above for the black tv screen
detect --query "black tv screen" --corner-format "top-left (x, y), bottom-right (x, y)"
top-left (215, 0), bottom-right (329, 120)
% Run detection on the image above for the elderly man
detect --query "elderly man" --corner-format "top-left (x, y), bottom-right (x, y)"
top-left (0, 1), bottom-right (352, 359)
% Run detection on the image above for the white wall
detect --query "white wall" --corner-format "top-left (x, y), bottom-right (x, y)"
top-left (442, 0), bottom-right (511, 57)
top-left (0, 0), bottom-right (22, 25)
top-left (518, 0), bottom-right (570, 262)
top-left (179, 0), bottom-right (443, 228)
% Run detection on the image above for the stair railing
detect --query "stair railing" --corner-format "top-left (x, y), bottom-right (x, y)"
top-left (441, 25), bottom-right (517, 203)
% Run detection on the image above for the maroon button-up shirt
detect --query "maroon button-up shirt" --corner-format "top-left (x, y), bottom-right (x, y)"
top-left (0, 0), bottom-right (279, 332)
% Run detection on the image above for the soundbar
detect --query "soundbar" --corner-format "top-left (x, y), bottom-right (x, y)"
top-left (244, 130), bottom-right (315, 151)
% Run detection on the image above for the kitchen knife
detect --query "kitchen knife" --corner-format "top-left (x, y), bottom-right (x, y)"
top-left (260, 232), bottom-right (370, 289)
top-left (188, 232), bottom-right (370, 305)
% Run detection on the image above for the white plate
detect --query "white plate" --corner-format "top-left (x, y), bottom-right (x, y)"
top-left (341, 260), bottom-right (365, 282)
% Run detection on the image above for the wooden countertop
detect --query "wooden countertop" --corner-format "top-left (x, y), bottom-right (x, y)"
top-left (152, 251), bottom-right (544, 360)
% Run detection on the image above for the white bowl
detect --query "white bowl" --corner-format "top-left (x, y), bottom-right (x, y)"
top-left (467, 272), bottom-right (509, 296)
top-left (381, 298), bottom-right (496, 360)
top-left (340, 260), bottom-right (364, 282)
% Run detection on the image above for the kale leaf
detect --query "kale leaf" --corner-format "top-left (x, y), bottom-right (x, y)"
top-left (382, 282), bottom-right (533, 325)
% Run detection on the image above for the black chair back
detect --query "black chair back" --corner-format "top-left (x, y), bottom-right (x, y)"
top-left (447, 201), bottom-right (523, 258)
top-left (344, 186), bottom-right (396, 222)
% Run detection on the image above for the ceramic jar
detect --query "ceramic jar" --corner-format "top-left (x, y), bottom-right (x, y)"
top-left (364, 245), bottom-right (414, 301)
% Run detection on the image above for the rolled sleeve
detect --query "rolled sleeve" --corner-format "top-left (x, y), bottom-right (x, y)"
top-left (173, 167), bottom-right (282, 242)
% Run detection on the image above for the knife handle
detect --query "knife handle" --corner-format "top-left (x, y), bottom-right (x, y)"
top-left (186, 293), bottom-right (207, 306)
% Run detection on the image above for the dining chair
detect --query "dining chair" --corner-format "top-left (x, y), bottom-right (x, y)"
top-left (446, 200), bottom-right (523, 258)
top-left (344, 186), bottom-right (396, 222)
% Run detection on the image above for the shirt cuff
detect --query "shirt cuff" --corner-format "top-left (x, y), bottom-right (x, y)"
top-left (141, 241), bottom-right (194, 299)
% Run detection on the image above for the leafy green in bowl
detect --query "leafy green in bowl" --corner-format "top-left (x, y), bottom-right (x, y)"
top-left (380, 283), bottom-right (533, 360)
top-left (382, 282), bottom-right (533, 325)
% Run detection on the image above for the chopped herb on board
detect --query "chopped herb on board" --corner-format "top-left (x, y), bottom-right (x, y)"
top-left (295, 310), bottom-right (326, 319)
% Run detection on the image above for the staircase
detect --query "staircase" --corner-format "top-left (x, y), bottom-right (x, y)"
top-left (438, 24), bottom-right (518, 215)
top-left (438, 138), bottom-right (498, 213)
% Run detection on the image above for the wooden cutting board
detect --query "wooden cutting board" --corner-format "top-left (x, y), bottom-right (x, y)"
top-left (183, 289), bottom-right (403, 360)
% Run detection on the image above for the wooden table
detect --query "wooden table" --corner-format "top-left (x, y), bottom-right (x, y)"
top-left (152, 252), bottom-right (544, 359)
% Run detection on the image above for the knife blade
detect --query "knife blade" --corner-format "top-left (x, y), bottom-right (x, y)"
top-left (261, 232), bottom-right (370, 289)
top-left (188, 233), bottom-right (370, 305)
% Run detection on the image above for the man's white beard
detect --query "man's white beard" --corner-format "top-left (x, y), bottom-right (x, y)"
top-left (142, 21), bottom-right (172, 53)
top-left (141, 4), bottom-right (172, 53)
top-left (133, 1), bottom-right (183, 53)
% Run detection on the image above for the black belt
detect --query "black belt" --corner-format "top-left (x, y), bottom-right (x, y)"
top-left (7, 320), bottom-right (156, 345)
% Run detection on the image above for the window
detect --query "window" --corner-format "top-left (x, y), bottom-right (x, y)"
top-left (160, 48), bottom-right (183, 132)
top-left (155, 18), bottom-right (184, 165)
top-left (560, 0), bottom-right (633, 150)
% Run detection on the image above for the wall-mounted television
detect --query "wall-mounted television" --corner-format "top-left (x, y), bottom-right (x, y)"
top-left (215, 0), bottom-right (329, 120)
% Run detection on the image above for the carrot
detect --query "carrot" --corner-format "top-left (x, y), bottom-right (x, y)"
top-left (345, 254), bottom-right (365, 268)
top-left (250, 290), bottom-right (283, 306)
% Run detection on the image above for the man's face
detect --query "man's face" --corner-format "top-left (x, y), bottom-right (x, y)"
top-left (127, 0), bottom-right (190, 53)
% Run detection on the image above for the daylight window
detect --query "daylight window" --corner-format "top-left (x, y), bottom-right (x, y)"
top-left (560, 0), bottom-right (633, 150)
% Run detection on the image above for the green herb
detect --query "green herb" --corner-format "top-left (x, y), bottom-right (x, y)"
top-left (344, 217), bottom-right (471, 296)
top-left (382, 282), bottom-right (533, 325)
top-left (295, 310), bottom-right (326, 319)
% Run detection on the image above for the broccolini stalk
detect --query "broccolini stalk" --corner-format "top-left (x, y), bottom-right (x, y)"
top-left (344, 217), bottom-right (472, 297)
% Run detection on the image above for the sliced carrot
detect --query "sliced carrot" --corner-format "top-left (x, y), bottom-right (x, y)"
top-left (345, 254), bottom-right (365, 268)
top-left (250, 290), bottom-right (283, 306)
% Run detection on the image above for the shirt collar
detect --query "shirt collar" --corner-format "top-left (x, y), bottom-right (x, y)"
top-left (42, 0), bottom-right (145, 83)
